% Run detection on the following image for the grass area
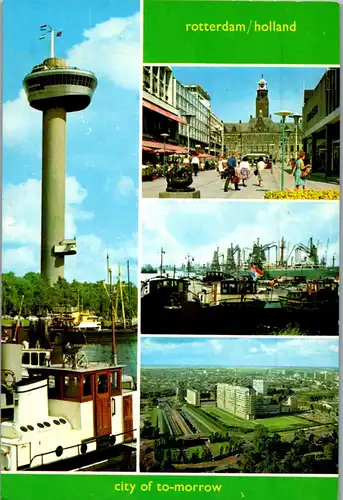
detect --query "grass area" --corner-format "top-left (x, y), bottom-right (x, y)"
top-left (254, 415), bottom-right (315, 431)
top-left (203, 407), bottom-right (315, 433)
top-left (204, 407), bottom-right (254, 428)
top-left (185, 406), bottom-right (226, 434)
top-left (151, 408), bottom-right (158, 427)
top-left (210, 442), bottom-right (231, 457)
top-left (186, 446), bottom-right (204, 457)
top-left (2, 319), bottom-right (29, 327)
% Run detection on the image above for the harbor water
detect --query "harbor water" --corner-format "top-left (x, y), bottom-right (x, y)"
top-left (83, 334), bottom-right (137, 380)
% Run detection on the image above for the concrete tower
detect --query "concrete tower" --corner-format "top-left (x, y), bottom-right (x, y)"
top-left (23, 28), bottom-right (97, 285)
top-left (255, 75), bottom-right (269, 118)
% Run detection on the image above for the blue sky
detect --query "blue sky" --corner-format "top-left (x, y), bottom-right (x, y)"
top-left (142, 200), bottom-right (339, 267)
top-left (172, 66), bottom-right (327, 123)
top-left (3, 0), bottom-right (139, 283)
top-left (141, 337), bottom-right (339, 368)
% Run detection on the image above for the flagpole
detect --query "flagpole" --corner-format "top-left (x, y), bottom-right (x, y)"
top-left (50, 29), bottom-right (55, 58)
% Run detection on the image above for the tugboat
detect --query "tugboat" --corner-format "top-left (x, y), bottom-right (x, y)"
top-left (278, 279), bottom-right (339, 312)
top-left (1, 342), bottom-right (137, 472)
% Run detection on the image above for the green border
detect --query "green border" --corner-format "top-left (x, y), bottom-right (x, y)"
top-left (143, 1), bottom-right (340, 64)
top-left (1, 474), bottom-right (338, 499)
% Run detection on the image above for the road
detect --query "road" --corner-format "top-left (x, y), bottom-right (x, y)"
top-left (142, 164), bottom-right (340, 199)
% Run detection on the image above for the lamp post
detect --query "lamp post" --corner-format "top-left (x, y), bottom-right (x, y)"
top-left (274, 110), bottom-right (293, 190)
top-left (182, 114), bottom-right (194, 155)
top-left (160, 133), bottom-right (169, 171)
top-left (285, 127), bottom-right (291, 164)
top-left (290, 113), bottom-right (302, 157)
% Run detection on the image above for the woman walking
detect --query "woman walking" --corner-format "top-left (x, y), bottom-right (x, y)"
top-left (292, 151), bottom-right (309, 190)
top-left (255, 156), bottom-right (265, 187)
top-left (239, 156), bottom-right (250, 187)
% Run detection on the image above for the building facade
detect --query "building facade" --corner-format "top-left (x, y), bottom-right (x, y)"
top-left (176, 83), bottom-right (211, 152)
top-left (142, 66), bottom-right (187, 159)
top-left (253, 379), bottom-right (268, 395)
top-left (302, 68), bottom-right (340, 176)
top-left (224, 77), bottom-right (303, 162)
top-left (217, 383), bottom-right (256, 420)
top-left (186, 388), bottom-right (201, 407)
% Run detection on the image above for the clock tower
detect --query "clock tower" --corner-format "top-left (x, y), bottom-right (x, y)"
top-left (255, 75), bottom-right (269, 118)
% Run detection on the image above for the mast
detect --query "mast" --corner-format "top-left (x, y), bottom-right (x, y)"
top-left (106, 253), bottom-right (110, 285)
top-left (119, 264), bottom-right (126, 329)
top-left (109, 267), bottom-right (117, 365)
top-left (127, 260), bottom-right (131, 325)
top-left (160, 247), bottom-right (165, 276)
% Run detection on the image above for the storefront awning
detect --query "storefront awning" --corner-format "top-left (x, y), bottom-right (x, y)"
top-left (143, 99), bottom-right (186, 124)
top-left (142, 140), bottom-right (188, 155)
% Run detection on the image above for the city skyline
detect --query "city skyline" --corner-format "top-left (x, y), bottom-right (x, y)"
top-left (141, 337), bottom-right (339, 368)
top-left (142, 200), bottom-right (339, 267)
top-left (171, 66), bottom-right (329, 123)
top-left (3, 0), bottom-right (139, 283)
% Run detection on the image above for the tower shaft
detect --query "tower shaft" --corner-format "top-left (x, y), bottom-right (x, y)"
top-left (41, 107), bottom-right (67, 284)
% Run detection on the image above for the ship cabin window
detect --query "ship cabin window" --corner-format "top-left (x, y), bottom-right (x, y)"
top-left (97, 374), bottom-right (108, 394)
top-left (31, 352), bottom-right (39, 366)
top-left (22, 352), bottom-right (30, 364)
top-left (63, 375), bottom-right (80, 400)
top-left (48, 375), bottom-right (62, 398)
top-left (110, 370), bottom-right (122, 396)
top-left (82, 375), bottom-right (92, 400)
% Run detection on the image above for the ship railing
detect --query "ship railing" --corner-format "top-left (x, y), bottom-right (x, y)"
top-left (25, 429), bottom-right (137, 469)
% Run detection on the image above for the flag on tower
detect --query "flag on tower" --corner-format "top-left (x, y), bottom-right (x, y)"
top-left (56, 31), bottom-right (63, 37)
top-left (250, 264), bottom-right (264, 280)
top-left (40, 25), bottom-right (47, 30)
top-left (39, 34), bottom-right (46, 40)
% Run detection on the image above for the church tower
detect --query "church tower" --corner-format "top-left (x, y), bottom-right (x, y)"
top-left (255, 75), bottom-right (269, 118)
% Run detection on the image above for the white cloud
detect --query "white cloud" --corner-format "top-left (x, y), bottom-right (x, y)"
top-left (67, 13), bottom-right (140, 90)
top-left (3, 89), bottom-right (41, 149)
top-left (141, 200), bottom-right (339, 267)
top-left (2, 246), bottom-right (38, 274)
top-left (3, 13), bottom-right (140, 149)
top-left (256, 338), bottom-right (339, 358)
top-left (2, 177), bottom-right (93, 246)
top-left (208, 339), bottom-right (222, 353)
top-left (117, 176), bottom-right (137, 197)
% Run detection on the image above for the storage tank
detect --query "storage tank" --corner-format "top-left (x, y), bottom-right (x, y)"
top-left (1, 343), bottom-right (23, 387)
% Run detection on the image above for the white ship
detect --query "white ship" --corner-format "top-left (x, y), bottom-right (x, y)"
top-left (1, 343), bottom-right (138, 471)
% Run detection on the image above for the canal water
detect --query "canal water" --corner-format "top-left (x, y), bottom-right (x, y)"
top-left (83, 334), bottom-right (137, 381)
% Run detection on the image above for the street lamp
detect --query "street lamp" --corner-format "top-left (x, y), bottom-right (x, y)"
top-left (290, 113), bottom-right (302, 157)
top-left (182, 113), bottom-right (194, 154)
top-left (285, 127), bottom-right (291, 164)
top-left (160, 133), bottom-right (169, 170)
top-left (274, 110), bottom-right (293, 190)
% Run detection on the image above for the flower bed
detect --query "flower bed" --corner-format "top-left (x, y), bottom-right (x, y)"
top-left (264, 189), bottom-right (340, 200)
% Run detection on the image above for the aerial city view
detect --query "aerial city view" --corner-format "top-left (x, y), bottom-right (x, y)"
top-left (142, 66), bottom-right (340, 200)
top-left (2, 2), bottom-right (139, 472)
top-left (141, 200), bottom-right (339, 335)
top-left (140, 337), bottom-right (339, 474)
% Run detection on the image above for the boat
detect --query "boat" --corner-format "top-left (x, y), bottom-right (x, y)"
top-left (1, 342), bottom-right (138, 472)
top-left (278, 279), bottom-right (339, 312)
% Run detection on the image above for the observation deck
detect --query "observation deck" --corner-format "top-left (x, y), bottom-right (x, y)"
top-left (23, 57), bottom-right (97, 112)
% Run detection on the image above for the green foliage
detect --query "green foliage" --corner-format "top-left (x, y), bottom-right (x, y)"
top-left (1, 272), bottom-right (137, 320)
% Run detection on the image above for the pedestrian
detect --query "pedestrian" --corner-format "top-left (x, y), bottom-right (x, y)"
top-left (292, 151), bottom-right (310, 190)
top-left (224, 152), bottom-right (240, 192)
top-left (191, 155), bottom-right (199, 176)
top-left (218, 157), bottom-right (224, 177)
top-left (255, 156), bottom-right (265, 187)
top-left (239, 156), bottom-right (251, 187)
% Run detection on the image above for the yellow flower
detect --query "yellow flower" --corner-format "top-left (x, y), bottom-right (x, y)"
top-left (264, 189), bottom-right (339, 200)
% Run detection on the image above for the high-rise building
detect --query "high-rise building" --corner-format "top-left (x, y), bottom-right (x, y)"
top-left (217, 383), bottom-right (256, 420)
top-left (253, 379), bottom-right (268, 395)
top-left (186, 388), bottom-right (200, 407)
